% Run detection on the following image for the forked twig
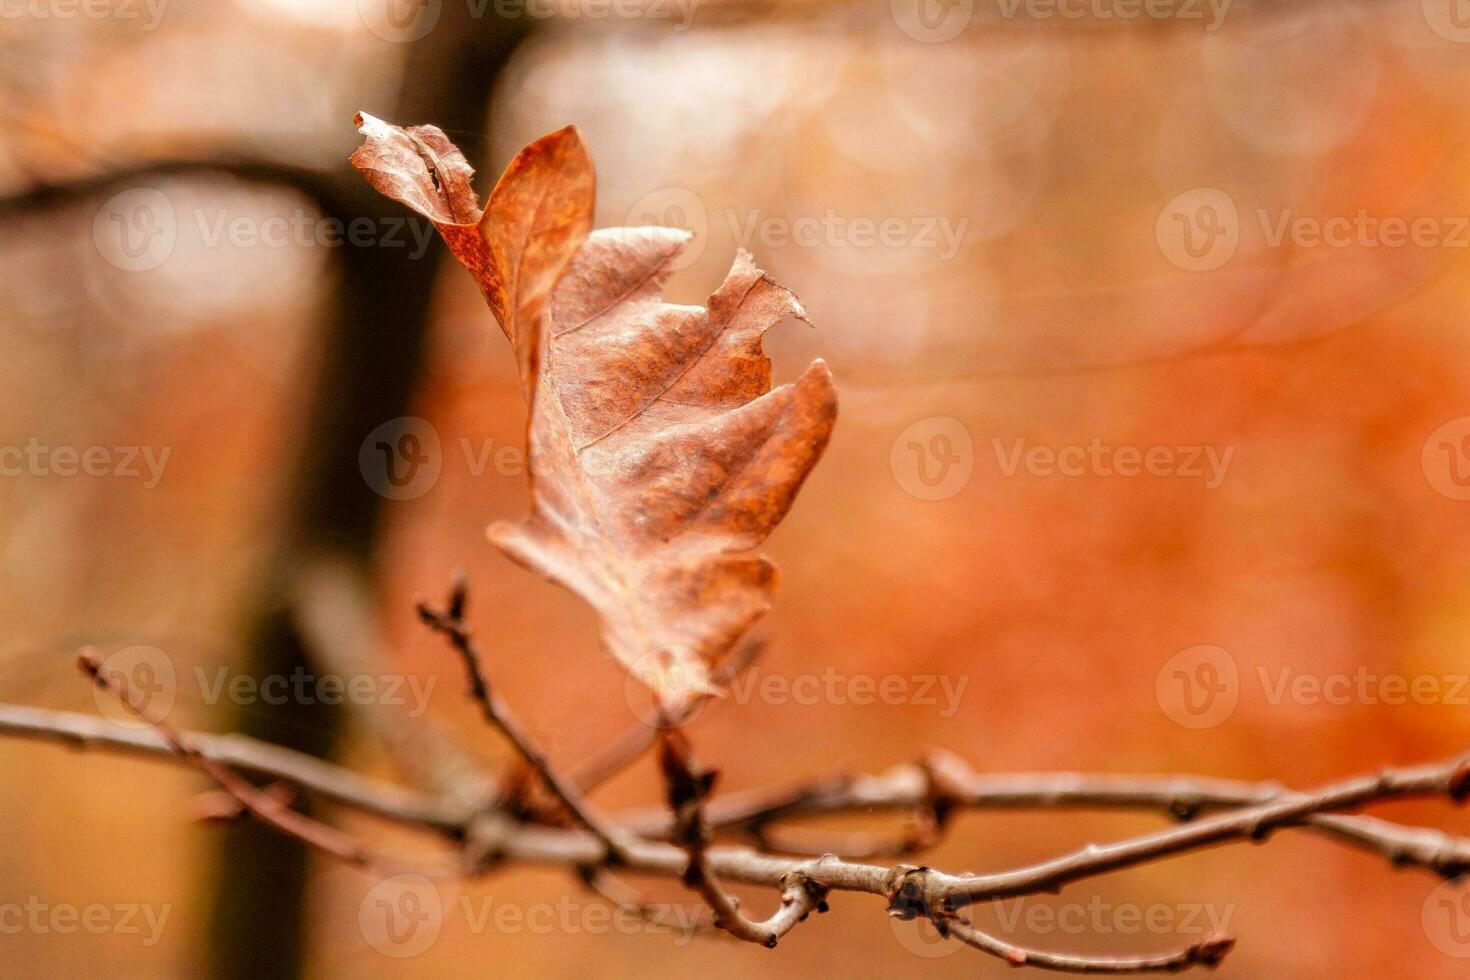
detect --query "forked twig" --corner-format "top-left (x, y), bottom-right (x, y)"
top-left (415, 571), bottom-right (634, 862)
top-left (77, 650), bottom-right (468, 879)
top-left (570, 634), bottom-right (766, 792)
top-left (932, 913), bottom-right (1234, 975)
top-left (659, 729), bottom-right (830, 948)
top-left (10, 648), bottom-right (1464, 972)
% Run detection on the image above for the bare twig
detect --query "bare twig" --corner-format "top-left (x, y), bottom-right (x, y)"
top-left (570, 635), bottom-right (766, 792)
top-left (0, 702), bottom-right (464, 830)
top-left (623, 751), bottom-right (1470, 879)
top-left (293, 556), bottom-right (497, 811)
top-left (7, 687), bottom-right (1469, 971)
top-left (933, 914), bottom-right (1234, 974)
top-left (415, 572), bottom-right (634, 861)
top-left (658, 730), bottom-right (829, 948)
top-left (77, 650), bottom-right (469, 879)
top-left (8, 697), bottom-right (1468, 880)
top-left (575, 866), bottom-right (721, 938)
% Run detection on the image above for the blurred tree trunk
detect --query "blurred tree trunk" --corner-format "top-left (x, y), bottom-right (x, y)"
top-left (201, 13), bottom-right (527, 980)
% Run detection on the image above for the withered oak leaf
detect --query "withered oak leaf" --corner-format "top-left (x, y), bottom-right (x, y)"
top-left (352, 114), bottom-right (837, 713)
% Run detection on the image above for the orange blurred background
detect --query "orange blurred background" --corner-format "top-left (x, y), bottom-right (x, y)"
top-left (3, 1), bottom-right (1470, 977)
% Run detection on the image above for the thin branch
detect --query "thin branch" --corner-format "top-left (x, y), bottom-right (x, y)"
top-left (7, 699), bottom-right (1468, 881)
top-left (570, 635), bottom-right (766, 792)
top-left (469, 753), bottom-right (1470, 917)
top-left (624, 751), bottom-right (1470, 879)
top-left (77, 650), bottom-right (469, 879)
top-left (575, 866), bottom-right (721, 938)
top-left (6, 691), bottom-right (1469, 972)
top-left (932, 757), bottom-right (1470, 908)
top-left (415, 571), bottom-right (634, 861)
top-left (933, 914), bottom-right (1234, 974)
top-left (0, 702), bottom-right (464, 830)
top-left (658, 730), bottom-right (828, 948)
top-left (292, 555), bottom-right (497, 811)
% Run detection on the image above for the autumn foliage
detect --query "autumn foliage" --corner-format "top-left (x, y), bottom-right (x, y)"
top-left (353, 114), bottom-right (837, 714)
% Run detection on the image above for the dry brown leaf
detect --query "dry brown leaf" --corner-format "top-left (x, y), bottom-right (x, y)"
top-left (353, 115), bottom-right (838, 712)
